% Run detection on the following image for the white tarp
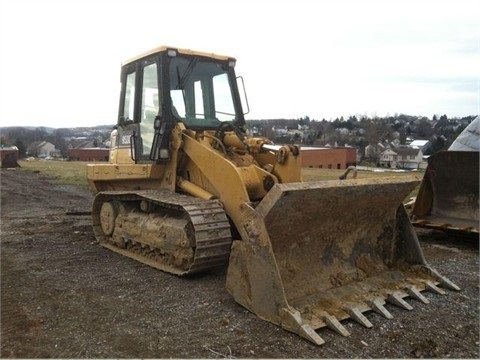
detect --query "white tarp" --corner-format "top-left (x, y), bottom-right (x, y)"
top-left (448, 116), bottom-right (480, 151)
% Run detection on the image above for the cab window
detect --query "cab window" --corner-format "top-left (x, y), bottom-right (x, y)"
top-left (140, 62), bottom-right (159, 156)
top-left (169, 56), bottom-right (236, 129)
top-left (123, 72), bottom-right (135, 120)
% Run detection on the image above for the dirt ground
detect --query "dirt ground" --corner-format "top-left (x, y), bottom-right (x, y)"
top-left (1, 168), bottom-right (479, 359)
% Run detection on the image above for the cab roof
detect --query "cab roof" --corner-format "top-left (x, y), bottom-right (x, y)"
top-left (122, 46), bottom-right (235, 65)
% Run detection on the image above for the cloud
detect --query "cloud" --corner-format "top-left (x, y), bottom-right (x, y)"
top-left (0, 0), bottom-right (478, 127)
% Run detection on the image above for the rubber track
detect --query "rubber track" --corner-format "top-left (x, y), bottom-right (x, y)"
top-left (92, 189), bottom-right (232, 275)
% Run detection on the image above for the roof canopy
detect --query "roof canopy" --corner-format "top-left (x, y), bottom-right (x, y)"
top-left (449, 116), bottom-right (480, 151)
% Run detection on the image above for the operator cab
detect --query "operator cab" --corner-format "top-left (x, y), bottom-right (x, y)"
top-left (116, 46), bottom-right (246, 162)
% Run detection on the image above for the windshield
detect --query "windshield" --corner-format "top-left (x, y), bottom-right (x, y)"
top-left (169, 55), bottom-right (237, 129)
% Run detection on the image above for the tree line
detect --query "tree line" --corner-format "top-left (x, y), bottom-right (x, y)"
top-left (246, 114), bottom-right (476, 155)
top-left (0, 114), bottom-right (476, 158)
top-left (0, 126), bottom-right (111, 158)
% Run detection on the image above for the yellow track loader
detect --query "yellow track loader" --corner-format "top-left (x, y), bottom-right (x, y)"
top-left (410, 117), bottom-right (479, 239)
top-left (410, 150), bottom-right (479, 238)
top-left (87, 46), bottom-right (459, 345)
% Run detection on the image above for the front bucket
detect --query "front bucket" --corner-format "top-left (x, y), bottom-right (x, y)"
top-left (411, 151), bottom-right (479, 238)
top-left (227, 177), bottom-right (460, 345)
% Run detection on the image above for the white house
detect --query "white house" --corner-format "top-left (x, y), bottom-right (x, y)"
top-left (365, 143), bottom-right (386, 160)
top-left (26, 141), bottom-right (56, 158)
top-left (379, 147), bottom-right (423, 169)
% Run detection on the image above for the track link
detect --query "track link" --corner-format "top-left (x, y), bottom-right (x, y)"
top-left (92, 189), bottom-right (232, 275)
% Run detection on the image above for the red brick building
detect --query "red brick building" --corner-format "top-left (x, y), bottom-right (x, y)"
top-left (301, 147), bottom-right (357, 169)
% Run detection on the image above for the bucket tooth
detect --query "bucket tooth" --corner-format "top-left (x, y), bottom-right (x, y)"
top-left (442, 277), bottom-right (461, 291)
top-left (387, 293), bottom-right (413, 310)
top-left (345, 307), bottom-right (373, 328)
top-left (406, 286), bottom-right (430, 304)
top-left (426, 267), bottom-right (461, 291)
top-left (279, 308), bottom-right (325, 345)
top-left (299, 324), bottom-right (325, 345)
top-left (367, 298), bottom-right (394, 319)
top-left (424, 281), bottom-right (447, 295)
top-left (322, 314), bottom-right (350, 337)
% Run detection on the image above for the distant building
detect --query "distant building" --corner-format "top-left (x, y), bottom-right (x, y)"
top-left (301, 147), bottom-right (357, 169)
top-left (68, 138), bottom-right (95, 149)
top-left (380, 147), bottom-right (423, 169)
top-left (26, 141), bottom-right (56, 158)
top-left (365, 143), bottom-right (386, 160)
top-left (408, 139), bottom-right (431, 152)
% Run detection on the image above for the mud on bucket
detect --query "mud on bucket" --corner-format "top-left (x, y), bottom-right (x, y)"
top-left (227, 177), bottom-right (460, 345)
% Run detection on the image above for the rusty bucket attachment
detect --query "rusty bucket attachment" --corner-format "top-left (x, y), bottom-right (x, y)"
top-left (410, 151), bottom-right (479, 238)
top-left (226, 178), bottom-right (460, 345)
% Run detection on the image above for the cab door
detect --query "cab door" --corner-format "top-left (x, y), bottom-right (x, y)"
top-left (139, 60), bottom-right (160, 158)
top-left (116, 58), bottom-right (160, 163)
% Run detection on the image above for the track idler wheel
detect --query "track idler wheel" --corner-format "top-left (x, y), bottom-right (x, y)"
top-left (99, 202), bottom-right (117, 236)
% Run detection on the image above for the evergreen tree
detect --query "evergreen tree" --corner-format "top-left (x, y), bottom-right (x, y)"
top-left (14, 139), bottom-right (26, 156)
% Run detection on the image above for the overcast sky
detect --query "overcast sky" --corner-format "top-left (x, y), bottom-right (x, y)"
top-left (0, 0), bottom-right (478, 128)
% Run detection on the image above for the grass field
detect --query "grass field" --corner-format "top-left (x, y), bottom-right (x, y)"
top-left (301, 166), bottom-right (423, 181)
top-left (16, 159), bottom-right (423, 197)
top-left (18, 160), bottom-right (92, 188)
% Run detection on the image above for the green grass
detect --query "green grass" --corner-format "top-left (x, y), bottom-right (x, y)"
top-left (16, 159), bottom-right (423, 198)
top-left (301, 167), bottom-right (423, 182)
top-left (18, 160), bottom-right (92, 188)
top-left (302, 167), bottom-right (423, 199)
